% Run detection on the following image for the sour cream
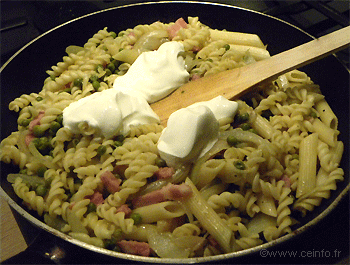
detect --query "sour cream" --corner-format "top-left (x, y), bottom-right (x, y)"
top-left (63, 89), bottom-right (159, 139)
top-left (63, 41), bottom-right (189, 138)
top-left (114, 41), bottom-right (189, 103)
top-left (157, 96), bottom-right (238, 168)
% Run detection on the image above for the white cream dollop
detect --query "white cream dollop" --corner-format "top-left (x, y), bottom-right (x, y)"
top-left (157, 96), bottom-right (239, 168)
top-left (63, 89), bottom-right (159, 139)
top-left (63, 41), bottom-right (189, 138)
top-left (113, 41), bottom-right (189, 103)
top-left (157, 105), bottom-right (219, 168)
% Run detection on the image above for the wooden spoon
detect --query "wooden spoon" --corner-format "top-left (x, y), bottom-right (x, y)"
top-left (151, 26), bottom-right (350, 126)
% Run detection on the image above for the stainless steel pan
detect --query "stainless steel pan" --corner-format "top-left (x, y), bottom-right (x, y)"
top-left (1, 1), bottom-right (349, 264)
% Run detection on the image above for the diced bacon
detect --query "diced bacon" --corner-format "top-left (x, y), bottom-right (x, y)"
top-left (116, 204), bottom-right (132, 216)
top-left (85, 190), bottom-right (104, 206)
top-left (117, 240), bottom-right (151, 257)
top-left (113, 164), bottom-right (128, 177)
top-left (191, 74), bottom-right (201, 81)
top-left (28, 111), bottom-right (45, 131)
top-left (64, 82), bottom-right (71, 89)
top-left (167, 17), bottom-right (188, 39)
top-left (154, 167), bottom-right (175, 180)
top-left (282, 175), bottom-right (291, 188)
top-left (100, 171), bottom-right (122, 194)
top-left (25, 133), bottom-right (35, 146)
top-left (132, 183), bottom-right (192, 208)
top-left (191, 46), bottom-right (201, 52)
top-left (207, 235), bottom-right (219, 248)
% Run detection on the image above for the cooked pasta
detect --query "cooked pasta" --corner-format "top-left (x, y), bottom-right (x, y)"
top-left (0, 17), bottom-right (344, 258)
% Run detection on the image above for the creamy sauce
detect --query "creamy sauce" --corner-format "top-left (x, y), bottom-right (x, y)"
top-left (157, 96), bottom-right (238, 168)
top-left (63, 41), bottom-right (189, 138)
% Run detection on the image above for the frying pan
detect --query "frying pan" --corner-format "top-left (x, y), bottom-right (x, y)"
top-left (1, 1), bottom-right (349, 264)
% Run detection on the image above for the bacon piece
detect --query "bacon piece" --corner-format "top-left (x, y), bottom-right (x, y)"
top-left (116, 204), bottom-right (132, 216)
top-left (28, 111), bottom-right (45, 131)
top-left (100, 171), bottom-right (122, 194)
top-left (167, 17), bottom-right (188, 39)
top-left (281, 175), bottom-right (291, 188)
top-left (192, 46), bottom-right (201, 52)
top-left (154, 167), bottom-right (175, 180)
top-left (117, 240), bottom-right (151, 257)
top-left (69, 202), bottom-right (76, 210)
top-left (113, 164), bottom-right (128, 178)
top-left (132, 183), bottom-right (192, 208)
top-left (191, 74), bottom-right (201, 81)
top-left (208, 235), bottom-right (219, 248)
top-left (85, 190), bottom-right (104, 206)
top-left (25, 133), bottom-right (35, 146)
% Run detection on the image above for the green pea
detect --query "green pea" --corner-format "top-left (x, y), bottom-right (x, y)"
top-left (39, 137), bottom-right (50, 149)
top-left (37, 166), bottom-right (47, 178)
top-left (33, 125), bottom-right (46, 137)
top-left (73, 78), bottom-right (83, 88)
top-left (112, 59), bottom-right (121, 68)
top-left (130, 212), bottom-right (142, 225)
top-left (104, 238), bottom-right (118, 250)
top-left (95, 64), bottom-right (104, 72)
top-left (227, 135), bottom-right (240, 147)
top-left (49, 121), bottom-right (61, 134)
top-left (112, 228), bottom-right (123, 241)
top-left (19, 118), bottom-right (31, 127)
top-left (36, 96), bottom-right (43, 101)
top-left (97, 145), bottom-right (107, 156)
top-left (32, 138), bottom-right (41, 149)
top-left (248, 128), bottom-right (258, 134)
top-left (72, 138), bottom-right (80, 147)
top-left (89, 75), bottom-right (99, 82)
top-left (240, 123), bottom-right (251, 131)
top-left (56, 114), bottom-right (63, 125)
top-left (155, 157), bottom-right (167, 168)
top-left (115, 135), bottom-right (125, 142)
top-left (236, 112), bottom-right (249, 123)
top-left (234, 160), bottom-right (246, 170)
top-left (224, 44), bottom-right (230, 51)
top-left (310, 111), bottom-right (318, 118)
top-left (92, 80), bottom-right (100, 90)
top-left (105, 68), bottom-right (112, 77)
top-left (107, 63), bottom-right (116, 73)
top-left (19, 168), bottom-right (27, 174)
top-left (113, 141), bottom-right (123, 147)
top-left (86, 202), bottom-right (97, 214)
top-left (45, 177), bottom-right (53, 188)
top-left (36, 184), bottom-right (48, 197)
top-left (110, 31), bottom-right (117, 38)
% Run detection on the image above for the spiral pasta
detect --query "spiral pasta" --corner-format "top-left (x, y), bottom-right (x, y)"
top-left (0, 17), bottom-right (344, 258)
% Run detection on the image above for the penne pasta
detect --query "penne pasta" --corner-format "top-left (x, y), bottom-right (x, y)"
top-left (183, 178), bottom-right (234, 253)
top-left (315, 99), bottom-right (338, 129)
top-left (296, 133), bottom-right (318, 198)
top-left (132, 201), bottom-right (186, 224)
top-left (209, 29), bottom-right (265, 48)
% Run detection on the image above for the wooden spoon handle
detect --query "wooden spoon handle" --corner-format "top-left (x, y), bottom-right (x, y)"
top-left (151, 26), bottom-right (350, 126)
